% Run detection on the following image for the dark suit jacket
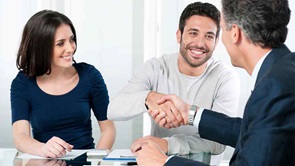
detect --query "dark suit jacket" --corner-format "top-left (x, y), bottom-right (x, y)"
top-left (165, 44), bottom-right (295, 166)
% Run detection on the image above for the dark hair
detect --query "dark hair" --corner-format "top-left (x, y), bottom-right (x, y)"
top-left (222, 0), bottom-right (291, 48)
top-left (179, 2), bottom-right (221, 38)
top-left (16, 10), bottom-right (77, 77)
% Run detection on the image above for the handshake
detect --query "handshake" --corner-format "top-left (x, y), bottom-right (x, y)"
top-left (146, 91), bottom-right (196, 129)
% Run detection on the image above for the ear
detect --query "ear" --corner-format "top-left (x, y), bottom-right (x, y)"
top-left (215, 37), bottom-right (219, 47)
top-left (231, 24), bottom-right (241, 44)
top-left (176, 29), bottom-right (181, 44)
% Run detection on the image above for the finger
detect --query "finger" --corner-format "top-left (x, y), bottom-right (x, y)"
top-left (162, 108), bottom-right (177, 126)
top-left (170, 104), bottom-right (184, 126)
top-left (149, 109), bottom-right (159, 120)
top-left (158, 118), bottom-right (168, 128)
top-left (154, 111), bottom-right (166, 124)
top-left (157, 95), bottom-right (172, 104)
top-left (131, 142), bottom-right (144, 154)
top-left (44, 149), bottom-right (59, 158)
top-left (52, 137), bottom-right (73, 152)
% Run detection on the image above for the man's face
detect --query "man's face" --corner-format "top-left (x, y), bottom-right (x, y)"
top-left (177, 15), bottom-right (218, 68)
top-left (220, 13), bottom-right (239, 67)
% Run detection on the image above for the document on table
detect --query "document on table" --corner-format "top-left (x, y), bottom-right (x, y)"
top-left (103, 149), bottom-right (136, 160)
top-left (16, 149), bottom-right (88, 160)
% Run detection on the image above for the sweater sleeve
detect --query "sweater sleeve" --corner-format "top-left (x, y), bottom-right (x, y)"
top-left (107, 59), bottom-right (158, 120)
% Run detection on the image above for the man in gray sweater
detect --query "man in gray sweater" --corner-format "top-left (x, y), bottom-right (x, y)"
top-left (108, 2), bottom-right (240, 164)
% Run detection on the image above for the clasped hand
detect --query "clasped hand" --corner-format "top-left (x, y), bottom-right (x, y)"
top-left (146, 93), bottom-right (190, 129)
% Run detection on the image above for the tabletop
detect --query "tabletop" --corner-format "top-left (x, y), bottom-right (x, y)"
top-left (0, 148), bottom-right (210, 166)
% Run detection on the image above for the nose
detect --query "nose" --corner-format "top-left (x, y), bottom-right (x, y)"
top-left (65, 41), bottom-right (76, 53)
top-left (193, 35), bottom-right (206, 48)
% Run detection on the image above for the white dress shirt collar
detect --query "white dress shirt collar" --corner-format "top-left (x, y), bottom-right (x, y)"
top-left (250, 50), bottom-right (272, 91)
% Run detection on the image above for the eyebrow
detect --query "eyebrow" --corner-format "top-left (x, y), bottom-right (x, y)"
top-left (188, 28), bottom-right (216, 36)
top-left (55, 35), bottom-right (75, 43)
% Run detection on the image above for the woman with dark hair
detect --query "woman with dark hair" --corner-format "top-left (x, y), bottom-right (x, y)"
top-left (10, 10), bottom-right (115, 158)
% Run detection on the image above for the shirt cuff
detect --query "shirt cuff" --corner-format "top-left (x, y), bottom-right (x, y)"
top-left (193, 107), bottom-right (204, 132)
top-left (165, 155), bottom-right (174, 163)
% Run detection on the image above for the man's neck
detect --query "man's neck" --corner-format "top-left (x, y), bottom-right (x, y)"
top-left (241, 44), bottom-right (272, 75)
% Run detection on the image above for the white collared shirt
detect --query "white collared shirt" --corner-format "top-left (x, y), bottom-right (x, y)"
top-left (250, 50), bottom-right (271, 91)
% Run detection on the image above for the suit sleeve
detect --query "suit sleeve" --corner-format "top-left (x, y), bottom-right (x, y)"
top-left (165, 156), bottom-right (208, 166)
top-left (199, 110), bottom-right (242, 147)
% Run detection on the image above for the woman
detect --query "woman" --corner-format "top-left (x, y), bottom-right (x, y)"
top-left (10, 10), bottom-right (115, 158)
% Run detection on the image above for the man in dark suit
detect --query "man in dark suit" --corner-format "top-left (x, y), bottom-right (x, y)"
top-left (131, 0), bottom-right (295, 165)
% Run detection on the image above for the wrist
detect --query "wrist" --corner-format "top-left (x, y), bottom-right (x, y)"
top-left (145, 91), bottom-right (155, 109)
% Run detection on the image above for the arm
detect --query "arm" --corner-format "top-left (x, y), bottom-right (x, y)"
top-left (13, 120), bottom-right (73, 157)
top-left (108, 57), bottom-right (182, 125)
top-left (96, 120), bottom-right (116, 149)
top-left (11, 73), bottom-right (73, 158)
top-left (88, 65), bottom-right (116, 149)
top-left (108, 59), bottom-right (169, 121)
top-left (132, 139), bottom-right (208, 166)
top-left (199, 110), bottom-right (242, 147)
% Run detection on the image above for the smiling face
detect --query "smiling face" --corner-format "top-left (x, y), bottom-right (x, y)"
top-left (51, 24), bottom-right (76, 69)
top-left (177, 15), bottom-right (218, 68)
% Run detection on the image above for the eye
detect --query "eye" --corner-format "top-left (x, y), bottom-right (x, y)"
top-left (70, 36), bottom-right (76, 43)
top-left (56, 41), bottom-right (64, 46)
top-left (189, 32), bottom-right (197, 36)
top-left (206, 34), bottom-right (215, 40)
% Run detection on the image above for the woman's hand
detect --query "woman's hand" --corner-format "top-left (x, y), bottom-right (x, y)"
top-left (40, 136), bottom-right (74, 158)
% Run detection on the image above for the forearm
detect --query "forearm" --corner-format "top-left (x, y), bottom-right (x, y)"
top-left (165, 134), bottom-right (225, 155)
top-left (108, 91), bottom-right (150, 120)
top-left (96, 120), bottom-right (116, 149)
top-left (14, 133), bottom-right (44, 156)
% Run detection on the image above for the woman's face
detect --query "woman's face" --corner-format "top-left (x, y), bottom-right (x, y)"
top-left (51, 24), bottom-right (76, 69)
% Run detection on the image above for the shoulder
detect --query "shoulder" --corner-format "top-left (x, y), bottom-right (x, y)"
top-left (141, 53), bottom-right (177, 70)
top-left (74, 62), bottom-right (98, 72)
top-left (267, 52), bottom-right (295, 88)
top-left (10, 71), bottom-right (34, 97)
top-left (11, 71), bottom-right (32, 87)
top-left (74, 62), bottom-right (105, 85)
top-left (74, 62), bottom-right (102, 77)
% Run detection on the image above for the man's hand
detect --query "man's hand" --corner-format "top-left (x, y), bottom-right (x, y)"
top-left (131, 136), bottom-right (168, 154)
top-left (153, 94), bottom-right (190, 127)
top-left (146, 92), bottom-right (184, 128)
top-left (132, 139), bottom-right (168, 166)
top-left (40, 136), bottom-right (74, 158)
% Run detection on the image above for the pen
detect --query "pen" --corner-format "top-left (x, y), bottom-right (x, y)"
top-left (121, 162), bottom-right (137, 165)
top-left (120, 155), bottom-right (137, 158)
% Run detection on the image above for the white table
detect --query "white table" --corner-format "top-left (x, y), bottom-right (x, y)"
top-left (0, 148), bottom-right (210, 165)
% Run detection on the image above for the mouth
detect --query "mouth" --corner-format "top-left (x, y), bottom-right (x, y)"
top-left (60, 55), bottom-right (73, 61)
top-left (190, 49), bottom-right (206, 58)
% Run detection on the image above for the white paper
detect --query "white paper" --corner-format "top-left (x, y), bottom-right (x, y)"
top-left (16, 149), bottom-right (88, 160)
top-left (103, 149), bottom-right (136, 160)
